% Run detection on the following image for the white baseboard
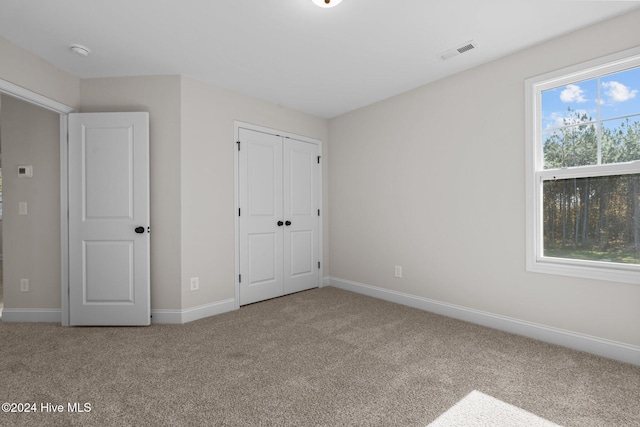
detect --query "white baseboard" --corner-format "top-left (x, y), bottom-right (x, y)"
top-left (1, 299), bottom-right (236, 325)
top-left (327, 277), bottom-right (640, 366)
top-left (151, 298), bottom-right (236, 324)
top-left (1, 308), bottom-right (62, 323)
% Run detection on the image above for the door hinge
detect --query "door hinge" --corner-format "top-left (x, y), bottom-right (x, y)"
top-left (318, 262), bottom-right (321, 269)
top-left (239, 274), bottom-right (242, 283)
top-left (318, 209), bottom-right (320, 216)
top-left (236, 141), bottom-right (240, 151)
top-left (317, 155), bottom-right (321, 164)
top-left (238, 208), bottom-right (241, 216)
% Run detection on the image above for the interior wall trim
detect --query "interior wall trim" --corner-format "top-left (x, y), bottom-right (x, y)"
top-left (151, 298), bottom-right (236, 324)
top-left (327, 277), bottom-right (640, 366)
top-left (0, 78), bottom-right (75, 114)
top-left (1, 308), bottom-right (62, 323)
top-left (1, 298), bottom-right (236, 325)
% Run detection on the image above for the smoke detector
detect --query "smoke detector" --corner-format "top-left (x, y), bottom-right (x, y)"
top-left (439, 40), bottom-right (477, 61)
top-left (70, 44), bottom-right (91, 57)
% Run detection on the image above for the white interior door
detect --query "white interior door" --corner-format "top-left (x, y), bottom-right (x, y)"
top-left (68, 112), bottom-right (150, 326)
top-left (239, 129), bottom-right (283, 305)
top-left (238, 127), bottom-right (320, 306)
top-left (283, 138), bottom-right (320, 294)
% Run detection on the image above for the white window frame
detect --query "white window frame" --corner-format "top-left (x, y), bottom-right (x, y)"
top-left (525, 47), bottom-right (640, 285)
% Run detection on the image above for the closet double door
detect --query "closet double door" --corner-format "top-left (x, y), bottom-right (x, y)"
top-left (238, 128), bottom-right (321, 305)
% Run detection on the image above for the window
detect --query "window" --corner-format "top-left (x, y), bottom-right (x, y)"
top-left (526, 48), bottom-right (640, 284)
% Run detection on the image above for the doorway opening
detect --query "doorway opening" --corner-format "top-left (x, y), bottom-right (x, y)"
top-left (0, 93), bottom-right (66, 323)
top-left (0, 78), bottom-right (73, 325)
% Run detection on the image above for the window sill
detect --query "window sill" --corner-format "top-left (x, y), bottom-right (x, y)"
top-left (527, 257), bottom-right (640, 284)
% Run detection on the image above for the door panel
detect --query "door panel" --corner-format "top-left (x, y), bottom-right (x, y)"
top-left (289, 230), bottom-right (313, 277)
top-left (69, 112), bottom-right (150, 325)
top-left (283, 138), bottom-right (319, 294)
top-left (84, 241), bottom-right (134, 303)
top-left (84, 128), bottom-right (134, 219)
top-left (239, 129), bottom-right (283, 305)
top-left (248, 142), bottom-right (278, 216)
top-left (289, 149), bottom-right (313, 215)
top-left (248, 232), bottom-right (278, 284)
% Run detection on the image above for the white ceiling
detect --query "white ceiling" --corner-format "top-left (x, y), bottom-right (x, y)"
top-left (1, 0), bottom-right (638, 118)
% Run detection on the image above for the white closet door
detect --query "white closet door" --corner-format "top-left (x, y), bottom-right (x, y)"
top-left (239, 129), bottom-right (284, 305)
top-left (283, 138), bottom-right (320, 294)
top-left (238, 128), bottom-right (321, 306)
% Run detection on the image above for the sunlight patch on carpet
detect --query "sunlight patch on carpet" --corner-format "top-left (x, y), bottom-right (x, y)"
top-left (428, 390), bottom-right (562, 427)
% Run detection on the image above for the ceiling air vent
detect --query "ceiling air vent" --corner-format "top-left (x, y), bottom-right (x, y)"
top-left (439, 40), bottom-right (477, 61)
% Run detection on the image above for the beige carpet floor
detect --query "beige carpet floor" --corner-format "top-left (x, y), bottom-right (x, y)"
top-left (0, 286), bottom-right (639, 426)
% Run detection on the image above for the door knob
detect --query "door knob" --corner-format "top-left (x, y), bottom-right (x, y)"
top-left (135, 226), bottom-right (145, 234)
top-left (285, 221), bottom-right (292, 226)
top-left (277, 221), bottom-right (284, 226)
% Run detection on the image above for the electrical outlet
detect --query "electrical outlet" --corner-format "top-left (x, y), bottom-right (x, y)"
top-left (20, 278), bottom-right (30, 292)
top-left (190, 277), bottom-right (199, 291)
top-left (394, 266), bottom-right (403, 278)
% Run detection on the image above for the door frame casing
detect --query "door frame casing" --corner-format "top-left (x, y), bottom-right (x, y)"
top-left (233, 121), bottom-right (323, 309)
top-left (0, 78), bottom-right (75, 326)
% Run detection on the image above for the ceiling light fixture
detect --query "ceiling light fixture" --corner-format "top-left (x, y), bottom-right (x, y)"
top-left (70, 44), bottom-right (91, 57)
top-left (312, 0), bottom-right (343, 8)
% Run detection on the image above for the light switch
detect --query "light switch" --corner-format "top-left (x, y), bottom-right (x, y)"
top-left (19, 202), bottom-right (28, 216)
top-left (394, 265), bottom-right (403, 278)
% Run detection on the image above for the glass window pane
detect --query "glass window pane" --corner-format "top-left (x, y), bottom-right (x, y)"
top-left (542, 78), bottom-right (598, 131)
top-left (601, 116), bottom-right (640, 164)
top-left (542, 129), bottom-right (562, 169)
top-left (600, 67), bottom-right (640, 120)
top-left (542, 174), bottom-right (640, 265)
top-left (542, 123), bottom-right (597, 168)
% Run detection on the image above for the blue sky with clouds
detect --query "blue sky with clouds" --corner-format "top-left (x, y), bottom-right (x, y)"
top-left (541, 66), bottom-right (640, 131)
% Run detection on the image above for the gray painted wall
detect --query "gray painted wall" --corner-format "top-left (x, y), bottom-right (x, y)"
top-left (0, 95), bottom-right (60, 309)
top-left (328, 9), bottom-right (640, 346)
